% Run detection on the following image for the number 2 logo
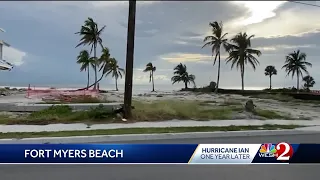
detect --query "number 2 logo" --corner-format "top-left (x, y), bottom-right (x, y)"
top-left (276, 142), bottom-right (294, 161)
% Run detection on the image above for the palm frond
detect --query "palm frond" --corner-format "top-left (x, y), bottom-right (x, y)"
top-left (246, 48), bottom-right (261, 56)
top-left (201, 41), bottom-right (213, 49)
top-left (203, 36), bottom-right (215, 42)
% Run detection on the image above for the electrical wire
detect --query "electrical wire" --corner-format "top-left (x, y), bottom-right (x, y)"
top-left (288, 1), bottom-right (320, 8)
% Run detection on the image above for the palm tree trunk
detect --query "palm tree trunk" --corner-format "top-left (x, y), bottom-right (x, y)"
top-left (151, 71), bottom-right (155, 92)
top-left (241, 64), bottom-right (244, 91)
top-left (87, 67), bottom-right (90, 90)
top-left (297, 73), bottom-right (299, 92)
top-left (78, 73), bottom-right (105, 91)
top-left (185, 82), bottom-right (188, 89)
top-left (269, 75), bottom-right (272, 90)
top-left (93, 44), bottom-right (98, 90)
top-left (215, 52), bottom-right (221, 93)
top-left (115, 77), bottom-right (118, 91)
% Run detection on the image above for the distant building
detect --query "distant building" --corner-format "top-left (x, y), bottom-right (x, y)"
top-left (0, 28), bottom-right (13, 71)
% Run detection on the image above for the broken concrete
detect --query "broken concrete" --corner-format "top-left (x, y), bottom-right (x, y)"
top-left (0, 103), bottom-right (123, 112)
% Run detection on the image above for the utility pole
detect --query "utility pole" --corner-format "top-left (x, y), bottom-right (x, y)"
top-left (123, 0), bottom-right (136, 119)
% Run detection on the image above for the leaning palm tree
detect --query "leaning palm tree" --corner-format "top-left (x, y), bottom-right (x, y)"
top-left (282, 50), bottom-right (312, 91)
top-left (98, 47), bottom-right (114, 83)
top-left (75, 17), bottom-right (106, 89)
top-left (303, 75), bottom-right (315, 92)
top-left (98, 47), bottom-right (111, 71)
top-left (226, 32), bottom-right (261, 91)
top-left (202, 21), bottom-right (229, 93)
top-left (76, 50), bottom-right (95, 89)
top-left (143, 62), bottom-right (156, 92)
top-left (171, 63), bottom-right (196, 89)
top-left (264, 65), bottom-right (277, 90)
top-left (76, 47), bottom-right (113, 91)
top-left (104, 58), bottom-right (125, 91)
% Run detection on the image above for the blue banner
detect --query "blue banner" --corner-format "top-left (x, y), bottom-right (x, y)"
top-left (0, 143), bottom-right (318, 164)
top-left (0, 144), bottom-right (197, 163)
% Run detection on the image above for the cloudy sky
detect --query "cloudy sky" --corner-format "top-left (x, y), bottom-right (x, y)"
top-left (1, 1), bottom-right (320, 90)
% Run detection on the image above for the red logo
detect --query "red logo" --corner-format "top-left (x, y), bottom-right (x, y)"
top-left (274, 142), bottom-right (294, 161)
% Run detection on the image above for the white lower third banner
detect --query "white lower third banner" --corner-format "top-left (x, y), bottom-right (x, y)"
top-left (189, 144), bottom-right (271, 164)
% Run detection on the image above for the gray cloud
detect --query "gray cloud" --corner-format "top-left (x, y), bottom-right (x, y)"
top-left (1, 1), bottom-right (320, 90)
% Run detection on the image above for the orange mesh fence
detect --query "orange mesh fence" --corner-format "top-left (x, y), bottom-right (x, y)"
top-left (311, 90), bottom-right (320, 95)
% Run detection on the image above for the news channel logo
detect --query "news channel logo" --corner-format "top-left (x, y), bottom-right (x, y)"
top-left (259, 143), bottom-right (277, 157)
top-left (258, 142), bottom-right (294, 161)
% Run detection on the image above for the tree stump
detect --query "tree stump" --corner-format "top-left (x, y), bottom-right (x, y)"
top-left (245, 100), bottom-right (256, 112)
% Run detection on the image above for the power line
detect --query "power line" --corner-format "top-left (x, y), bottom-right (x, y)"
top-left (288, 1), bottom-right (320, 8)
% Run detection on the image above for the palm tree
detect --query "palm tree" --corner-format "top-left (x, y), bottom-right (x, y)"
top-left (202, 21), bottom-right (229, 93)
top-left (98, 47), bottom-right (114, 84)
top-left (104, 58), bottom-right (125, 91)
top-left (303, 75), bottom-right (315, 92)
top-left (282, 50), bottom-right (312, 91)
top-left (226, 32), bottom-right (261, 91)
top-left (75, 17), bottom-right (106, 89)
top-left (143, 62), bottom-right (156, 92)
top-left (264, 65), bottom-right (277, 90)
top-left (98, 47), bottom-right (111, 71)
top-left (171, 63), bottom-right (196, 89)
top-left (76, 50), bottom-right (95, 89)
top-left (76, 47), bottom-right (113, 91)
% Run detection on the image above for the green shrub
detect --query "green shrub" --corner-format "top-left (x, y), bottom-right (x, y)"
top-left (86, 104), bottom-right (115, 119)
top-left (69, 96), bottom-right (102, 103)
top-left (254, 109), bottom-right (292, 119)
top-left (29, 105), bottom-right (72, 118)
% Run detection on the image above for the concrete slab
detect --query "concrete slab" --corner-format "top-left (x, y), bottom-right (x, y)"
top-left (0, 130), bottom-right (319, 144)
top-left (1, 119), bottom-right (320, 133)
top-left (0, 103), bottom-right (123, 112)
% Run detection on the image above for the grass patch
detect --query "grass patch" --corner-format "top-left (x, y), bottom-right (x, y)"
top-left (39, 95), bottom-right (113, 104)
top-left (0, 100), bottom-right (301, 125)
top-left (0, 124), bottom-right (302, 139)
top-left (229, 106), bottom-right (244, 112)
top-left (250, 94), bottom-right (295, 102)
top-left (132, 100), bottom-right (234, 121)
top-left (254, 109), bottom-right (292, 119)
top-left (0, 105), bottom-right (117, 125)
top-left (202, 100), bottom-right (218, 104)
top-left (0, 114), bottom-right (16, 122)
top-left (219, 99), bottom-right (242, 106)
top-left (2, 100), bottom-right (240, 125)
top-left (250, 93), bottom-right (320, 105)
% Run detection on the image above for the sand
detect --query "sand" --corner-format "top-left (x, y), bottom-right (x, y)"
top-left (1, 90), bottom-right (320, 120)
top-left (0, 90), bottom-right (320, 132)
top-left (101, 91), bottom-right (320, 120)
